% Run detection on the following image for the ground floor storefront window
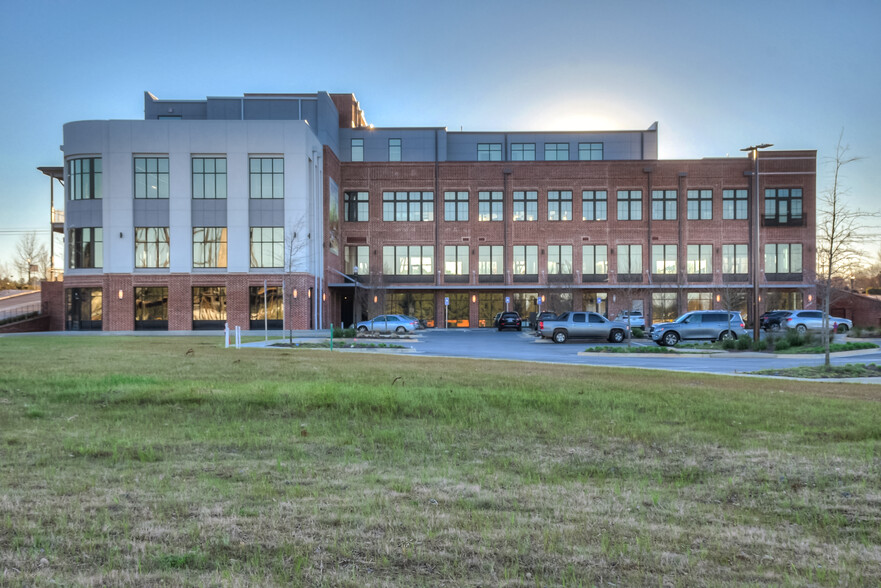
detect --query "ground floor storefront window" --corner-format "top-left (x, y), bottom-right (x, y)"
top-left (652, 292), bottom-right (678, 322)
top-left (193, 286), bottom-right (226, 330)
top-left (687, 292), bottom-right (712, 312)
top-left (763, 290), bottom-right (803, 312)
top-left (583, 292), bottom-right (608, 316)
top-left (66, 288), bottom-right (102, 330)
top-left (249, 286), bottom-right (283, 330)
top-left (445, 292), bottom-right (470, 327)
top-left (478, 292), bottom-right (503, 327)
top-left (385, 292), bottom-right (436, 327)
top-left (135, 287), bottom-right (168, 330)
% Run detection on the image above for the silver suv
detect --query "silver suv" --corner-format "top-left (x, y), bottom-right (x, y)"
top-left (651, 311), bottom-right (747, 346)
top-left (780, 310), bottom-right (853, 334)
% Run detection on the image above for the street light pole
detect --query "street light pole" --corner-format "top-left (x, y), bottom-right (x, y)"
top-left (740, 143), bottom-right (773, 340)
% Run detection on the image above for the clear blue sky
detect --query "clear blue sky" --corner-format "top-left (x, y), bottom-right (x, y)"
top-left (2, 0), bottom-right (879, 274)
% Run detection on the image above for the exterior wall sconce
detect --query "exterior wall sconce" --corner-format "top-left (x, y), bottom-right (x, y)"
top-left (374, 295), bottom-right (378, 303)
top-left (118, 289), bottom-right (124, 300)
top-left (540, 295), bottom-right (545, 303)
top-left (322, 292), bottom-right (326, 302)
top-left (716, 294), bottom-right (721, 302)
top-left (308, 289), bottom-right (312, 298)
top-left (471, 294), bottom-right (476, 303)
top-left (293, 289), bottom-right (298, 298)
top-left (808, 294), bottom-right (813, 302)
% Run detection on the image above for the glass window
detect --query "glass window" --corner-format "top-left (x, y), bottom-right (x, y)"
top-left (382, 191), bottom-right (434, 222)
top-left (477, 143), bottom-right (502, 161)
top-left (249, 227), bottom-right (284, 268)
top-left (193, 287), bottom-right (226, 321)
top-left (68, 158), bottom-right (102, 200)
top-left (686, 244), bottom-right (712, 274)
top-left (722, 189), bottom-right (748, 220)
top-left (578, 143), bottom-right (603, 161)
top-left (582, 191), bottom-right (607, 221)
top-left (344, 191), bottom-right (369, 222)
top-left (478, 191), bottom-right (503, 222)
top-left (65, 287), bottom-right (103, 330)
top-left (687, 292), bottom-right (712, 312)
top-left (617, 244), bottom-right (642, 275)
top-left (512, 245), bottom-right (538, 275)
top-left (134, 157), bottom-right (169, 199)
top-left (617, 190), bottom-right (642, 221)
top-left (511, 143), bottom-right (535, 161)
top-left (68, 227), bottom-right (103, 269)
top-left (249, 158), bottom-right (284, 199)
top-left (652, 244), bottom-right (678, 275)
top-left (444, 191), bottom-right (469, 221)
top-left (192, 157), bottom-right (227, 199)
top-left (764, 243), bottom-right (803, 274)
top-left (764, 188), bottom-right (803, 224)
top-left (444, 245), bottom-right (469, 275)
top-left (687, 189), bottom-right (713, 220)
top-left (544, 143), bottom-right (569, 161)
top-left (652, 190), bottom-right (677, 220)
top-left (722, 244), bottom-right (748, 274)
top-left (547, 190), bottom-right (573, 221)
top-left (345, 245), bottom-right (369, 275)
top-left (652, 292), bottom-right (678, 322)
top-left (249, 286), bottom-right (283, 324)
top-left (388, 138), bottom-right (401, 162)
top-left (513, 190), bottom-right (538, 221)
top-left (193, 227), bottom-right (228, 269)
top-left (135, 287), bottom-right (168, 323)
top-left (547, 245), bottom-right (573, 274)
top-left (478, 245), bottom-right (503, 275)
top-left (134, 227), bottom-right (170, 268)
top-left (382, 245), bottom-right (434, 275)
top-left (582, 245), bottom-right (608, 276)
top-left (351, 138), bottom-right (364, 162)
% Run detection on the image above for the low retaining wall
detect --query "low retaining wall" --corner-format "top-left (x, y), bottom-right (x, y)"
top-left (0, 315), bottom-right (50, 333)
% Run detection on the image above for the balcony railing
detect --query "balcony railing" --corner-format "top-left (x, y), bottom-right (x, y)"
top-left (51, 208), bottom-right (65, 224)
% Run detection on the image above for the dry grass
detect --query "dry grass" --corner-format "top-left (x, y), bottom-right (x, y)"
top-left (0, 336), bottom-right (880, 586)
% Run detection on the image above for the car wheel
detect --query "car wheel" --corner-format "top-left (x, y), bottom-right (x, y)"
top-left (553, 330), bottom-right (568, 344)
top-left (770, 323), bottom-right (780, 332)
top-left (719, 330), bottom-right (735, 341)
top-left (395, 326), bottom-right (406, 334)
top-left (357, 326), bottom-right (368, 333)
top-left (796, 324), bottom-right (807, 335)
top-left (838, 324), bottom-right (849, 333)
top-left (662, 331), bottom-right (680, 346)
top-left (609, 329), bottom-right (625, 343)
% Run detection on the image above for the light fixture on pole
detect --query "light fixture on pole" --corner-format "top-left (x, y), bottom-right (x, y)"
top-left (740, 143), bottom-right (773, 340)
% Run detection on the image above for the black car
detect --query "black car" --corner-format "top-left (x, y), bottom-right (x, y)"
top-left (497, 311), bottom-right (522, 331)
top-left (760, 310), bottom-right (790, 331)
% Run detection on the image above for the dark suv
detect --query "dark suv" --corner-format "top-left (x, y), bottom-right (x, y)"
top-left (497, 311), bottom-right (522, 331)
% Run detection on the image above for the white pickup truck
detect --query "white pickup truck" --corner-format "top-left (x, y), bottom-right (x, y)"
top-left (538, 311), bottom-right (630, 344)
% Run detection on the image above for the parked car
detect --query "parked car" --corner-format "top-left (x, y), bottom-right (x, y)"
top-left (532, 311), bottom-right (558, 333)
top-left (780, 310), bottom-right (853, 334)
top-left (651, 311), bottom-right (747, 346)
top-left (492, 312), bottom-right (503, 328)
top-left (614, 310), bottom-right (645, 329)
top-left (356, 314), bottom-right (417, 334)
top-left (402, 315), bottom-right (427, 329)
top-left (760, 310), bottom-right (790, 331)
top-left (538, 311), bottom-right (629, 343)
top-left (497, 311), bottom-right (522, 331)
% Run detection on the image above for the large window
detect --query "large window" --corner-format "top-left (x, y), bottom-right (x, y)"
top-left (764, 188), bottom-right (803, 224)
top-left (723, 189), bottom-right (748, 220)
top-left (582, 245), bottom-right (608, 277)
top-left (582, 191), bottom-right (607, 221)
top-left (382, 245), bottom-right (434, 275)
top-left (135, 227), bottom-right (170, 268)
top-left (478, 245), bottom-right (503, 275)
top-left (511, 143), bottom-right (535, 161)
top-left (477, 143), bottom-right (502, 161)
top-left (382, 191), bottom-right (434, 222)
top-left (193, 286), bottom-right (226, 326)
top-left (249, 227), bottom-right (284, 268)
top-left (345, 245), bottom-right (369, 276)
top-left (249, 158), bottom-right (284, 199)
top-left (687, 292), bottom-right (712, 312)
top-left (578, 143), bottom-right (603, 161)
top-left (250, 286), bottom-right (283, 329)
top-left (68, 158), bottom-right (102, 200)
top-left (548, 190), bottom-right (572, 221)
top-left (388, 138), bottom-right (401, 162)
top-left (617, 190), bottom-right (642, 221)
top-left (652, 245), bottom-right (678, 275)
top-left (722, 244), bottom-right (748, 274)
top-left (135, 287), bottom-right (168, 330)
top-left (513, 190), bottom-right (538, 221)
top-left (652, 190), bottom-right (677, 220)
top-left (547, 245), bottom-right (573, 274)
top-left (65, 288), bottom-right (102, 330)
top-left (652, 292), bottom-right (678, 322)
top-left (544, 143), bottom-right (569, 161)
top-left (444, 191), bottom-right (469, 221)
top-left (478, 191), bottom-right (503, 221)
top-left (344, 191), bottom-right (369, 222)
top-left (193, 227), bottom-right (227, 269)
top-left (192, 157), bottom-right (227, 199)
top-left (686, 244), bottom-right (712, 275)
top-left (765, 243), bottom-right (803, 274)
top-left (617, 244), bottom-right (642, 275)
top-left (444, 245), bottom-right (469, 275)
top-left (134, 157), bottom-right (169, 199)
top-left (351, 138), bottom-right (364, 162)
top-left (68, 227), bottom-right (102, 269)
top-left (512, 245), bottom-right (538, 275)
top-left (687, 189), bottom-right (713, 220)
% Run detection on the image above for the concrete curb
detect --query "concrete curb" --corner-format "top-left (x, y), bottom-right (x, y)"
top-left (577, 347), bottom-right (880, 359)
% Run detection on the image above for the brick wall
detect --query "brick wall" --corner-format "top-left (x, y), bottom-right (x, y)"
top-left (40, 280), bottom-right (64, 331)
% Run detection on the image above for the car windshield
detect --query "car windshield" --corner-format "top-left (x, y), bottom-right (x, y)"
top-left (674, 313), bottom-right (693, 323)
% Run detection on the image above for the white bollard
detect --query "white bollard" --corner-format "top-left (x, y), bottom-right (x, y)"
top-left (235, 326), bottom-right (242, 349)
top-left (225, 323), bottom-right (230, 348)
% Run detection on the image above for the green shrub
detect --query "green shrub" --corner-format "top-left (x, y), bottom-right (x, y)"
top-left (332, 326), bottom-right (356, 338)
top-left (752, 338), bottom-right (769, 351)
top-left (736, 335), bottom-right (752, 350)
top-left (774, 339), bottom-right (791, 352)
top-left (721, 338), bottom-right (737, 350)
top-left (631, 327), bottom-right (644, 338)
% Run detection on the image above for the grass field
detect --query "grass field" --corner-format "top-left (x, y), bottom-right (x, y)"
top-left (1, 337), bottom-right (880, 586)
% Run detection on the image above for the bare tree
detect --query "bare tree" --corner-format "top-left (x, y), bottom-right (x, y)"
top-left (816, 133), bottom-right (879, 365)
top-left (14, 232), bottom-right (48, 287)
